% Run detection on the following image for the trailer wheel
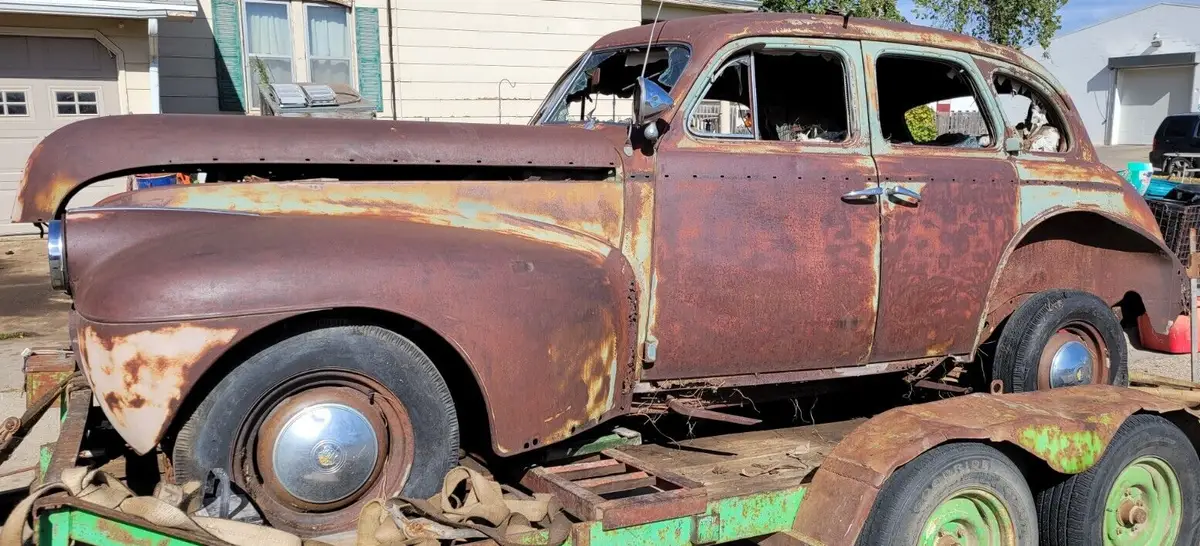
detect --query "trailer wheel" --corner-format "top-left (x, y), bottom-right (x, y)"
top-left (1036, 413), bottom-right (1200, 545)
top-left (993, 290), bottom-right (1127, 393)
top-left (172, 324), bottom-right (459, 536)
top-left (857, 443), bottom-right (1038, 546)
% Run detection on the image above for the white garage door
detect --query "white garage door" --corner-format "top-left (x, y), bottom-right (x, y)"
top-left (0, 35), bottom-right (122, 236)
top-left (1116, 65), bottom-right (1195, 145)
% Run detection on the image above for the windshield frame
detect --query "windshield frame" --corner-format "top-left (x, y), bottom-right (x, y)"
top-left (533, 42), bottom-right (693, 126)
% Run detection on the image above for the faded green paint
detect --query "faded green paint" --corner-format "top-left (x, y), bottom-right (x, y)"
top-left (38, 509), bottom-right (203, 546)
top-left (1103, 456), bottom-right (1181, 545)
top-left (511, 486), bottom-right (806, 546)
top-left (1017, 425), bottom-right (1107, 474)
top-left (544, 430), bottom-right (643, 462)
top-left (919, 488), bottom-right (1014, 545)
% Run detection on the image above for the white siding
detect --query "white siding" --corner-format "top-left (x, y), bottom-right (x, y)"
top-left (1029, 3), bottom-right (1200, 145)
top-left (385, 0), bottom-right (641, 123)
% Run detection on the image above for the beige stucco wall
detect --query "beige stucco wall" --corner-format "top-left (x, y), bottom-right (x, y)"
top-left (0, 14), bottom-right (153, 115)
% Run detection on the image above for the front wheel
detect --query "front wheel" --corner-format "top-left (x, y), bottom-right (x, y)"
top-left (993, 290), bottom-right (1127, 393)
top-left (857, 442), bottom-right (1039, 545)
top-left (173, 324), bottom-right (459, 536)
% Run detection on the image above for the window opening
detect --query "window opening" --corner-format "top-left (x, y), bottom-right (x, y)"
top-left (876, 55), bottom-right (993, 148)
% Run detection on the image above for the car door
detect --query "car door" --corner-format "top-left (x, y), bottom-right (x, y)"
top-left (646, 37), bottom-right (881, 380)
top-left (861, 42), bottom-right (1020, 363)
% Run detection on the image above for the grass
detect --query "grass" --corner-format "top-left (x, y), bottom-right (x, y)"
top-left (0, 332), bottom-right (38, 341)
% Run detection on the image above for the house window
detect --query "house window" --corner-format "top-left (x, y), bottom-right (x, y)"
top-left (243, 0), bottom-right (353, 109)
top-left (53, 90), bottom-right (99, 116)
top-left (0, 90), bottom-right (28, 116)
top-left (306, 4), bottom-right (351, 86)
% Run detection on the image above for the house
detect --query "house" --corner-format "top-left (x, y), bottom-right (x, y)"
top-left (0, 0), bottom-right (759, 235)
top-left (1028, 2), bottom-right (1200, 145)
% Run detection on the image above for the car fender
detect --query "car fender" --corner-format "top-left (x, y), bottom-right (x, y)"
top-left (792, 385), bottom-right (1192, 545)
top-left (66, 207), bottom-right (637, 456)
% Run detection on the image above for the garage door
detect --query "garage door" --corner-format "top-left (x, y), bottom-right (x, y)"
top-left (0, 35), bottom-right (122, 236)
top-left (1116, 65), bottom-right (1195, 145)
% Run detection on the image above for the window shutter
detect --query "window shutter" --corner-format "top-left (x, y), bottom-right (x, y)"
top-left (212, 0), bottom-right (246, 112)
top-left (354, 7), bottom-right (383, 113)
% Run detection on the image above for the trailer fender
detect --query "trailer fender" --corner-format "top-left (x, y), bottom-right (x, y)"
top-left (792, 385), bottom-right (1192, 545)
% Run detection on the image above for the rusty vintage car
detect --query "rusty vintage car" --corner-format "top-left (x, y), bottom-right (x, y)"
top-left (12, 13), bottom-right (1187, 535)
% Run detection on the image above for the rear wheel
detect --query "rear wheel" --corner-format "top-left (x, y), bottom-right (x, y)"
top-left (857, 442), bottom-right (1038, 545)
top-left (993, 290), bottom-right (1127, 393)
top-left (1167, 158), bottom-right (1192, 178)
top-left (1036, 413), bottom-right (1200, 545)
top-left (173, 324), bottom-right (459, 536)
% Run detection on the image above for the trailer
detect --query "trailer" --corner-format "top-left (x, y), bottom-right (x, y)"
top-left (6, 351), bottom-right (1200, 546)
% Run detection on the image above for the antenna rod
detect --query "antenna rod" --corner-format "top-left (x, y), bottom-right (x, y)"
top-left (640, 0), bottom-right (664, 80)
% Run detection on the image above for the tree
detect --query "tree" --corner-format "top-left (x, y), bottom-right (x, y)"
top-left (904, 105), bottom-right (938, 142)
top-left (911, 0), bottom-right (1067, 49)
top-left (760, 0), bottom-right (906, 23)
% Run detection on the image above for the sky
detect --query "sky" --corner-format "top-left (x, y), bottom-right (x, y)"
top-left (894, 0), bottom-right (1200, 36)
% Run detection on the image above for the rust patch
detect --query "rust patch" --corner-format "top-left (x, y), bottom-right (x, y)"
top-left (81, 324), bottom-right (237, 454)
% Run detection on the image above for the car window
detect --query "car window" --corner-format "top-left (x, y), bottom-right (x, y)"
top-left (875, 55), bottom-right (994, 148)
top-left (1163, 116), bottom-right (1198, 139)
top-left (688, 48), bottom-right (850, 143)
top-left (993, 73), bottom-right (1068, 153)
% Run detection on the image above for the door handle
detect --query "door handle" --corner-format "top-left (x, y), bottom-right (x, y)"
top-left (841, 186), bottom-right (885, 203)
top-left (887, 186), bottom-right (922, 205)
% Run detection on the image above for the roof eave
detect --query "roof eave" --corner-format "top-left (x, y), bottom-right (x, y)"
top-left (0, 0), bottom-right (196, 19)
top-left (660, 0), bottom-right (762, 13)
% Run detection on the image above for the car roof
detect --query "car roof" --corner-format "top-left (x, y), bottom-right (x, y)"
top-left (593, 13), bottom-right (1067, 95)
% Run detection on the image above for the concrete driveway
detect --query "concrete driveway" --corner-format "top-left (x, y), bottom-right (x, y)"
top-left (1096, 145), bottom-right (1152, 172)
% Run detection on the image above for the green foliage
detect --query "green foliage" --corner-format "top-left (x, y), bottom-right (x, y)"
top-left (760, 0), bottom-right (906, 22)
top-left (911, 0), bottom-right (1067, 49)
top-left (904, 105), bottom-right (938, 143)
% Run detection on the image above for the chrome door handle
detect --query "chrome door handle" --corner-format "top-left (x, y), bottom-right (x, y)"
top-left (887, 186), bottom-right (922, 204)
top-left (841, 186), bottom-right (886, 202)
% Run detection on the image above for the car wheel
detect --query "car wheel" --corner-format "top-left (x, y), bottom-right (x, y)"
top-left (1036, 413), bottom-right (1200, 545)
top-left (857, 442), bottom-right (1038, 545)
top-left (1168, 158), bottom-right (1192, 178)
top-left (172, 324), bottom-right (459, 536)
top-left (993, 290), bottom-right (1127, 393)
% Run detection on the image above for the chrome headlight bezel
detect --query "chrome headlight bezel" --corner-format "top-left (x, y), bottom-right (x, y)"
top-left (47, 220), bottom-right (67, 291)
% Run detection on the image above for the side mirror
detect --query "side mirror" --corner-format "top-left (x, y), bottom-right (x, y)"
top-left (1004, 137), bottom-right (1022, 154)
top-left (634, 77), bottom-right (674, 133)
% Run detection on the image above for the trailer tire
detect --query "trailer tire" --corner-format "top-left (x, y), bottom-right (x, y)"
top-left (993, 290), bottom-right (1127, 393)
top-left (857, 442), bottom-right (1038, 546)
top-left (1036, 413), bottom-right (1200, 546)
top-left (172, 324), bottom-right (459, 536)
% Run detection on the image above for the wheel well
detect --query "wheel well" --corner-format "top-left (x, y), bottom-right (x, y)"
top-left (982, 210), bottom-right (1181, 341)
top-left (164, 307), bottom-right (492, 457)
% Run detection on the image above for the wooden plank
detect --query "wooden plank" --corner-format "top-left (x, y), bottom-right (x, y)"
top-left (602, 449), bottom-right (704, 490)
top-left (1130, 371), bottom-right (1200, 390)
top-left (547, 458), bottom-right (627, 481)
top-left (598, 487), bottom-right (708, 530)
top-left (575, 471), bottom-right (655, 495)
top-left (519, 467), bottom-right (607, 521)
top-left (1132, 386), bottom-right (1200, 404)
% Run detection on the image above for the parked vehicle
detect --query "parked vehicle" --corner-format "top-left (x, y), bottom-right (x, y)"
top-left (12, 13), bottom-right (1186, 535)
top-left (1152, 113), bottom-right (1200, 176)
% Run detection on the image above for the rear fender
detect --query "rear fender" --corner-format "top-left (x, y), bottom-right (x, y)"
top-left (67, 208), bottom-right (637, 456)
top-left (793, 385), bottom-right (1191, 544)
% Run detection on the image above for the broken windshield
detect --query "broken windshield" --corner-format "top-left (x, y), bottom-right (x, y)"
top-left (535, 45), bottom-right (690, 125)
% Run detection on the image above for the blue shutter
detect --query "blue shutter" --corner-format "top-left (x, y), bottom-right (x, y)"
top-left (212, 0), bottom-right (246, 112)
top-left (354, 7), bottom-right (383, 113)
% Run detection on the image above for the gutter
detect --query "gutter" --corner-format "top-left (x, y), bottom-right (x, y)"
top-left (149, 18), bottom-right (160, 113)
top-left (0, 0), bottom-right (197, 19)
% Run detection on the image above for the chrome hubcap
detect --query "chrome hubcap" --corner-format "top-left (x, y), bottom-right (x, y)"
top-left (1049, 340), bottom-right (1094, 388)
top-left (271, 403), bottom-right (379, 504)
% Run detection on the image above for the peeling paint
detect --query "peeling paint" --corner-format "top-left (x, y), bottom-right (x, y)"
top-left (1017, 425), bottom-right (1106, 474)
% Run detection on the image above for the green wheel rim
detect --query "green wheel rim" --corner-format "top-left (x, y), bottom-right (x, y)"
top-left (1103, 456), bottom-right (1182, 545)
top-left (919, 488), bottom-right (1015, 546)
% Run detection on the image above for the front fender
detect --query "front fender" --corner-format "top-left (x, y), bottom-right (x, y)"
top-left (793, 385), bottom-right (1191, 545)
top-left (67, 208), bottom-right (636, 456)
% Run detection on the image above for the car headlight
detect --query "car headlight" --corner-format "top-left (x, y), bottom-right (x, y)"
top-left (47, 220), bottom-right (67, 291)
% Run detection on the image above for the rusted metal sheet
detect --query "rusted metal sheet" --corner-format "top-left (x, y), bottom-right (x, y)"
top-left (22, 348), bottom-right (75, 408)
top-left (870, 155), bottom-right (1019, 361)
top-left (67, 206), bottom-right (636, 456)
top-left (793, 384), bottom-right (1189, 544)
top-left (13, 114), bottom-right (626, 223)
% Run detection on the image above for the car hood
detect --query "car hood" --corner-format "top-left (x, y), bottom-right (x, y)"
top-left (12, 114), bottom-right (627, 223)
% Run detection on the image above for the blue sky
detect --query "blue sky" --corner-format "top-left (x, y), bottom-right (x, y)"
top-left (895, 0), bottom-right (1200, 36)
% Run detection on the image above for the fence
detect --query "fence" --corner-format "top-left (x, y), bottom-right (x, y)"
top-left (936, 111), bottom-right (988, 136)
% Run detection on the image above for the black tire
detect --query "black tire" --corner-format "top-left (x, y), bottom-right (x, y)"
top-left (1036, 413), bottom-right (1200, 545)
top-left (857, 442), bottom-right (1039, 545)
top-left (993, 290), bottom-right (1128, 393)
top-left (173, 324), bottom-right (458, 535)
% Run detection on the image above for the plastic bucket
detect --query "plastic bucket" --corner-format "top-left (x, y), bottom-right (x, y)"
top-left (1127, 162), bottom-right (1153, 195)
top-left (133, 173), bottom-right (178, 190)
